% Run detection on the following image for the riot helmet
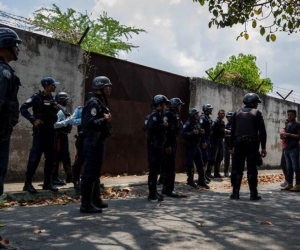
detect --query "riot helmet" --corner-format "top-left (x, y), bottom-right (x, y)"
top-left (41, 77), bottom-right (60, 88)
top-left (189, 108), bottom-right (199, 118)
top-left (243, 93), bottom-right (261, 104)
top-left (55, 92), bottom-right (69, 103)
top-left (152, 94), bottom-right (170, 105)
top-left (0, 27), bottom-right (22, 61)
top-left (169, 98), bottom-right (185, 108)
top-left (226, 111), bottom-right (234, 117)
top-left (202, 104), bottom-right (213, 112)
top-left (92, 76), bottom-right (112, 90)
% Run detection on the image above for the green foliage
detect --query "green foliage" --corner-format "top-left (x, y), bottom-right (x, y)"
top-left (205, 54), bottom-right (273, 94)
top-left (193, 0), bottom-right (300, 42)
top-left (28, 4), bottom-right (146, 57)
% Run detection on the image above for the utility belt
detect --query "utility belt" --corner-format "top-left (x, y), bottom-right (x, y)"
top-left (0, 113), bottom-right (12, 135)
top-left (235, 135), bottom-right (259, 144)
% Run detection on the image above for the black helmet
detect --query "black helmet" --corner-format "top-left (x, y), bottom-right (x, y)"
top-left (41, 77), bottom-right (60, 88)
top-left (189, 108), bottom-right (199, 117)
top-left (202, 104), bottom-right (213, 112)
top-left (226, 111), bottom-right (234, 117)
top-left (169, 98), bottom-right (185, 108)
top-left (92, 76), bottom-right (112, 90)
top-left (152, 94), bottom-right (170, 105)
top-left (243, 93), bottom-right (261, 104)
top-left (0, 27), bottom-right (22, 49)
top-left (55, 92), bottom-right (69, 103)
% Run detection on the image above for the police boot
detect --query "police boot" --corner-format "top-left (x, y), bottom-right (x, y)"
top-left (51, 163), bottom-right (66, 186)
top-left (230, 174), bottom-right (242, 200)
top-left (248, 174), bottom-right (261, 201)
top-left (23, 177), bottom-right (37, 194)
top-left (206, 163), bottom-right (214, 179)
top-left (148, 179), bottom-right (163, 202)
top-left (43, 174), bottom-right (58, 192)
top-left (186, 168), bottom-right (197, 188)
top-left (197, 169), bottom-right (210, 189)
top-left (161, 173), bottom-right (168, 195)
top-left (80, 179), bottom-right (102, 213)
top-left (214, 162), bottom-right (223, 178)
top-left (92, 179), bottom-right (108, 208)
top-left (63, 163), bottom-right (73, 183)
top-left (165, 173), bottom-right (180, 198)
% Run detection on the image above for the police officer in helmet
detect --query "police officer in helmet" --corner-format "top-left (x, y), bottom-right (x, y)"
top-left (80, 76), bottom-right (112, 213)
top-left (181, 108), bottom-right (209, 189)
top-left (161, 97), bottom-right (184, 198)
top-left (229, 93), bottom-right (267, 200)
top-left (0, 27), bottom-right (22, 197)
top-left (21, 77), bottom-right (60, 194)
top-left (146, 94), bottom-right (170, 202)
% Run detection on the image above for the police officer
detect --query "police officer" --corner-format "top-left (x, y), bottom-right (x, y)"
top-left (207, 109), bottom-right (226, 178)
top-left (147, 94), bottom-right (170, 202)
top-left (161, 97), bottom-right (184, 198)
top-left (52, 92), bottom-right (73, 186)
top-left (229, 93), bottom-right (267, 200)
top-left (200, 104), bottom-right (214, 180)
top-left (181, 108), bottom-right (209, 189)
top-left (224, 111), bottom-right (234, 177)
top-left (68, 105), bottom-right (83, 190)
top-left (21, 77), bottom-right (60, 194)
top-left (80, 76), bottom-right (112, 213)
top-left (0, 27), bottom-right (22, 198)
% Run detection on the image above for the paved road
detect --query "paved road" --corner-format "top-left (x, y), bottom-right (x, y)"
top-left (1, 172), bottom-right (299, 250)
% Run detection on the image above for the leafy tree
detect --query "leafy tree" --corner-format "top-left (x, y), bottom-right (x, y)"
top-left (205, 53), bottom-right (273, 94)
top-left (28, 4), bottom-right (146, 57)
top-left (193, 0), bottom-right (300, 42)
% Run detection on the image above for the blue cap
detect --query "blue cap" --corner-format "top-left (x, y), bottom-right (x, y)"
top-left (41, 77), bottom-right (60, 87)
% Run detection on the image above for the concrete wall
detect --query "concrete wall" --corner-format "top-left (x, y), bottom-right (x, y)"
top-left (190, 78), bottom-right (300, 168)
top-left (7, 28), bottom-right (85, 182)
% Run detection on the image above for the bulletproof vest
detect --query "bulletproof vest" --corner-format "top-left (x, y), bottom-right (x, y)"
top-left (82, 94), bottom-right (112, 138)
top-left (166, 108), bottom-right (181, 137)
top-left (32, 92), bottom-right (58, 128)
top-left (200, 113), bottom-right (213, 138)
top-left (147, 109), bottom-right (166, 147)
top-left (234, 108), bottom-right (258, 137)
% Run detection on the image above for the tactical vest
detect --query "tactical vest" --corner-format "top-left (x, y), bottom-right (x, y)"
top-left (32, 92), bottom-right (58, 128)
top-left (234, 108), bottom-right (258, 137)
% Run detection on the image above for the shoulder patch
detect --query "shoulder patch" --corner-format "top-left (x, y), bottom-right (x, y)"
top-left (91, 108), bottom-right (97, 116)
top-left (200, 119), bottom-right (203, 124)
top-left (183, 124), bottom-right (186, 129)
top-left (3, 69), bottom-right (11, 79)
top-left (152, 116), bottom-right (157, 121)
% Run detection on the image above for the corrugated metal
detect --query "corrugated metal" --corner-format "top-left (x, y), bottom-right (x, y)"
top-left (86, 53), bottom-right (190, 175)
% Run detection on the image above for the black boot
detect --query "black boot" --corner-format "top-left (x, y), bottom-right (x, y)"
top-left (161, 173), bottom-right (168, 195)
top-left (230, 174), bottom-right (242, 199)
top-left (197, 169), bottom-right (210, 189)
top-left (187, 168), bottom-right (197, 188)
top-left (165, 173), bottom-right (180, 198)
top-left (43, 183), bottom-right (58, 192)
top-left (148, 178), bottom-right (163, 202)
top-left (63, 163), bottom-right (73, 183)
top-left (80, 179), bottom-right (102, 213)
top-left (23, 178), bottom-right (37, 194)
top-left (248, 174), bottom-right (261, 200)
top-left (206, 163), bottom-right (214, 179)
top-left (73, 180), bottom-right (81, 190)
top-left (214, 163), bottom-right (223, 178)
top-left (92, 179), bottom-right (108, 208)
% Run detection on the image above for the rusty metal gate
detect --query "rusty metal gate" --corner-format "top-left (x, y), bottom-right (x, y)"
top-left (86, 53), bottom-right (190, 175)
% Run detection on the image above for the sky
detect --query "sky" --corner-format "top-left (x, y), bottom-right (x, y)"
top-left (1, 0), bottom-right (300, 102)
